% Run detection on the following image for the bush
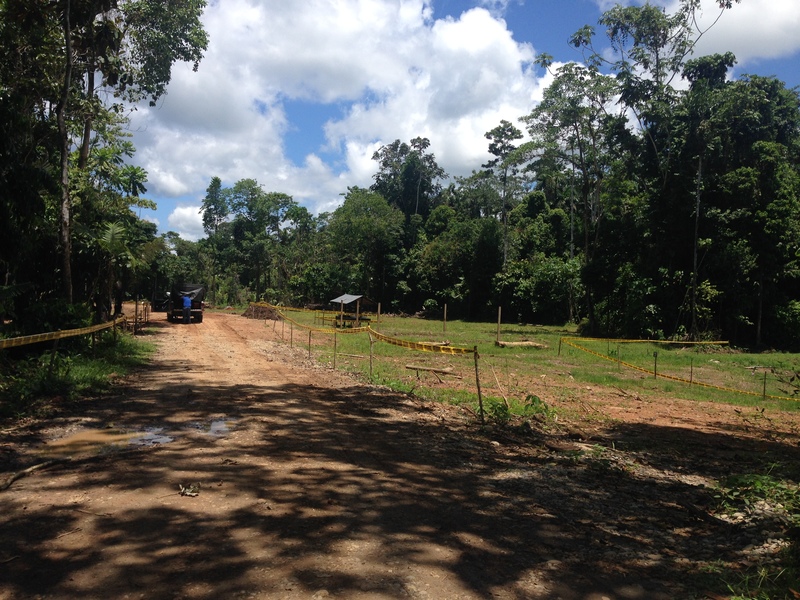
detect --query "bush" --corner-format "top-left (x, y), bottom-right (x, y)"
top-left (13, 299), bottom-right (91, 337)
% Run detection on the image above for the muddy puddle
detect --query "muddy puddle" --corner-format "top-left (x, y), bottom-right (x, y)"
top-left (188, 418), bottom-right (236, 436)
top-left (40, 418), bottom-right (235, 458)
top-left (41, 428), bottom-right (173, 458)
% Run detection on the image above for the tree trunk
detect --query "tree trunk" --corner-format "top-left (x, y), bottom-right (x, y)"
top-left (755, 276), bottom-right (763, 348)
top-left (78, 67), bottom-right (95, 170)
top-left (57, 0), bottom-right (74, 303)
top-left (690, 156), bottom-right (702, 341)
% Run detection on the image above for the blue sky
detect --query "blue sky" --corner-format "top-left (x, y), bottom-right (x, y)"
top-left (127, 0), bottom-right (800, 240)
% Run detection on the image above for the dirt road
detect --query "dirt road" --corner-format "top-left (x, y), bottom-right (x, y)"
top-left (2, 312), bottom-right (800, 599)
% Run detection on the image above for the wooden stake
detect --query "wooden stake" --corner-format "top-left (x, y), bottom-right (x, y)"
top-left (369, 333), bottom-right (374, 380)
top-left (474, 346), bottom-right (485, 426)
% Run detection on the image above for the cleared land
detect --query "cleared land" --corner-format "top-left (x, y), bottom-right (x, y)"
top-left (2, 311), bottom-right (800, 599)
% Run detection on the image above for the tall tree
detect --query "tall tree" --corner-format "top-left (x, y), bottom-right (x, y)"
top-left (371, 137), bottom-right (446, 222)
top-left (568, 0), bottom-right (739, 189)
top-left (201, 176), bottom-right (229, 237)
top-left (201, 176), bottom-right (228, 304)
top-left (326, 187), bottom-right (405, 302)
top-left (483, 119), bottom-right (523, 265)
top-left (43, 0), bottom-right (208, 301)
top-left (518, 62), bottom-right (621, 333)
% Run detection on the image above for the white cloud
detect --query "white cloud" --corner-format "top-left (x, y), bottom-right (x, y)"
top-left (129, 0), bottom-right (547, 237)
top-left (588, 1), bottom-right (800, 66)
top-left (167, 206), bottom-right (205, 242)
top-left (682, 0), bottom-right (800, 66)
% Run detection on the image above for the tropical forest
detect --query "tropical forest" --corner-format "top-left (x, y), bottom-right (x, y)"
top-left (2, 0), bottom-right (799, 351)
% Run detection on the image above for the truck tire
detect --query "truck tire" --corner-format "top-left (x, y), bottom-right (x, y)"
top-left (194, 313), bottom-right (203, 323)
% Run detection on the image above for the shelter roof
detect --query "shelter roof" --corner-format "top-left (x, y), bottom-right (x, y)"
top-left (330, 294), bottom-right (363, 305)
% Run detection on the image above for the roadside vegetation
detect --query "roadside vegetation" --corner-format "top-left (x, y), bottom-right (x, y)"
top-left (0, 330), bottom-right (155, 422)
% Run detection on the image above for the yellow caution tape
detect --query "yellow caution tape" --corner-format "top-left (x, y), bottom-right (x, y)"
top-left (571, 337), bottom-right (729, 345)
top-left (367, 328), bottom-right (474, 355)
top-left (256, 302), bottom-right (371, 334)
top-left (562, 337), bottom-right (799, 403)
top-left (257, 302), bottom-right (473, 354)
top-left (0, 315), bottom-right (128, 350)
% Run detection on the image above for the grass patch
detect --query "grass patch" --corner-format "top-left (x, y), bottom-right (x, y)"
top-left (0, 330), bottom-right (155, 422)
top-left (709, 465), bottom-right (800, 600)
top-left (275, 309), bottom-right (800, 417)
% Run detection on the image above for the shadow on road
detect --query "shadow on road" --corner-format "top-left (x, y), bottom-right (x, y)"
top-left (3, 319), bottom-right (799, 599)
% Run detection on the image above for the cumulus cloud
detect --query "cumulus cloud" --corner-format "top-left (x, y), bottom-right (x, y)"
top-left (588, 1), bottom-right (800, 67)
top-left (167, 206), bottom-right (205, 242)
top-left (129, 0), bottom-right (547, 237)
top-left (679, 0), bottom-right (800, 67)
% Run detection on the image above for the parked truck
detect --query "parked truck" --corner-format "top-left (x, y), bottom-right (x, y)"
top-left (166, 284), bottom-right (205, 323)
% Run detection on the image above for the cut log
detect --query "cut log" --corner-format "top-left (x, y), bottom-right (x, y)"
top-left (406, 365), bottom-right (454, 374)
top-left (495, 340), bottom-right (548, 349)
top-left (405, 365), bottom-right (462, 379)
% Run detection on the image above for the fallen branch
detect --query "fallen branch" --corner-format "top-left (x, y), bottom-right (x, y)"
top-left (71, 507), bottom-right (112, 517)
top-left (0, 458), bottom-right (71, 492)
top-left (405, 364), bottom-right (462, 380)
top-left (405, 365), bottom-right (455, 375)
top-left (56, 527), bottom-right (82, 539)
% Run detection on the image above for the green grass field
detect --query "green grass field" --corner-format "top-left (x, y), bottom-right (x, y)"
top-left (270, 307), bottom-right (800, 415)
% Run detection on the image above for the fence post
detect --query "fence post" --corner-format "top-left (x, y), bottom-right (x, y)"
top-left (653, 351), bottom-right (658, 379)
top-left (369, 333), bottom-right (374, 381)
top-left (763, 370), bottom-right (767, 402)
top-left (443, 303), bottom-right (447, 334)
top-left (496, 307), bottom-right (501, 344)
top-left (290, 322), bottom-right (293, 348)
top-left (474, 346), bottom-right (485, 426)
top-left (333, 331), bottom-right (338, 369)
top-left (308, 330), bottom-right (312, 359)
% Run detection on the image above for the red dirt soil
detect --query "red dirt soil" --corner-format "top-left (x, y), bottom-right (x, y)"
top-left (2, 311), bottom-right (800, 600)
